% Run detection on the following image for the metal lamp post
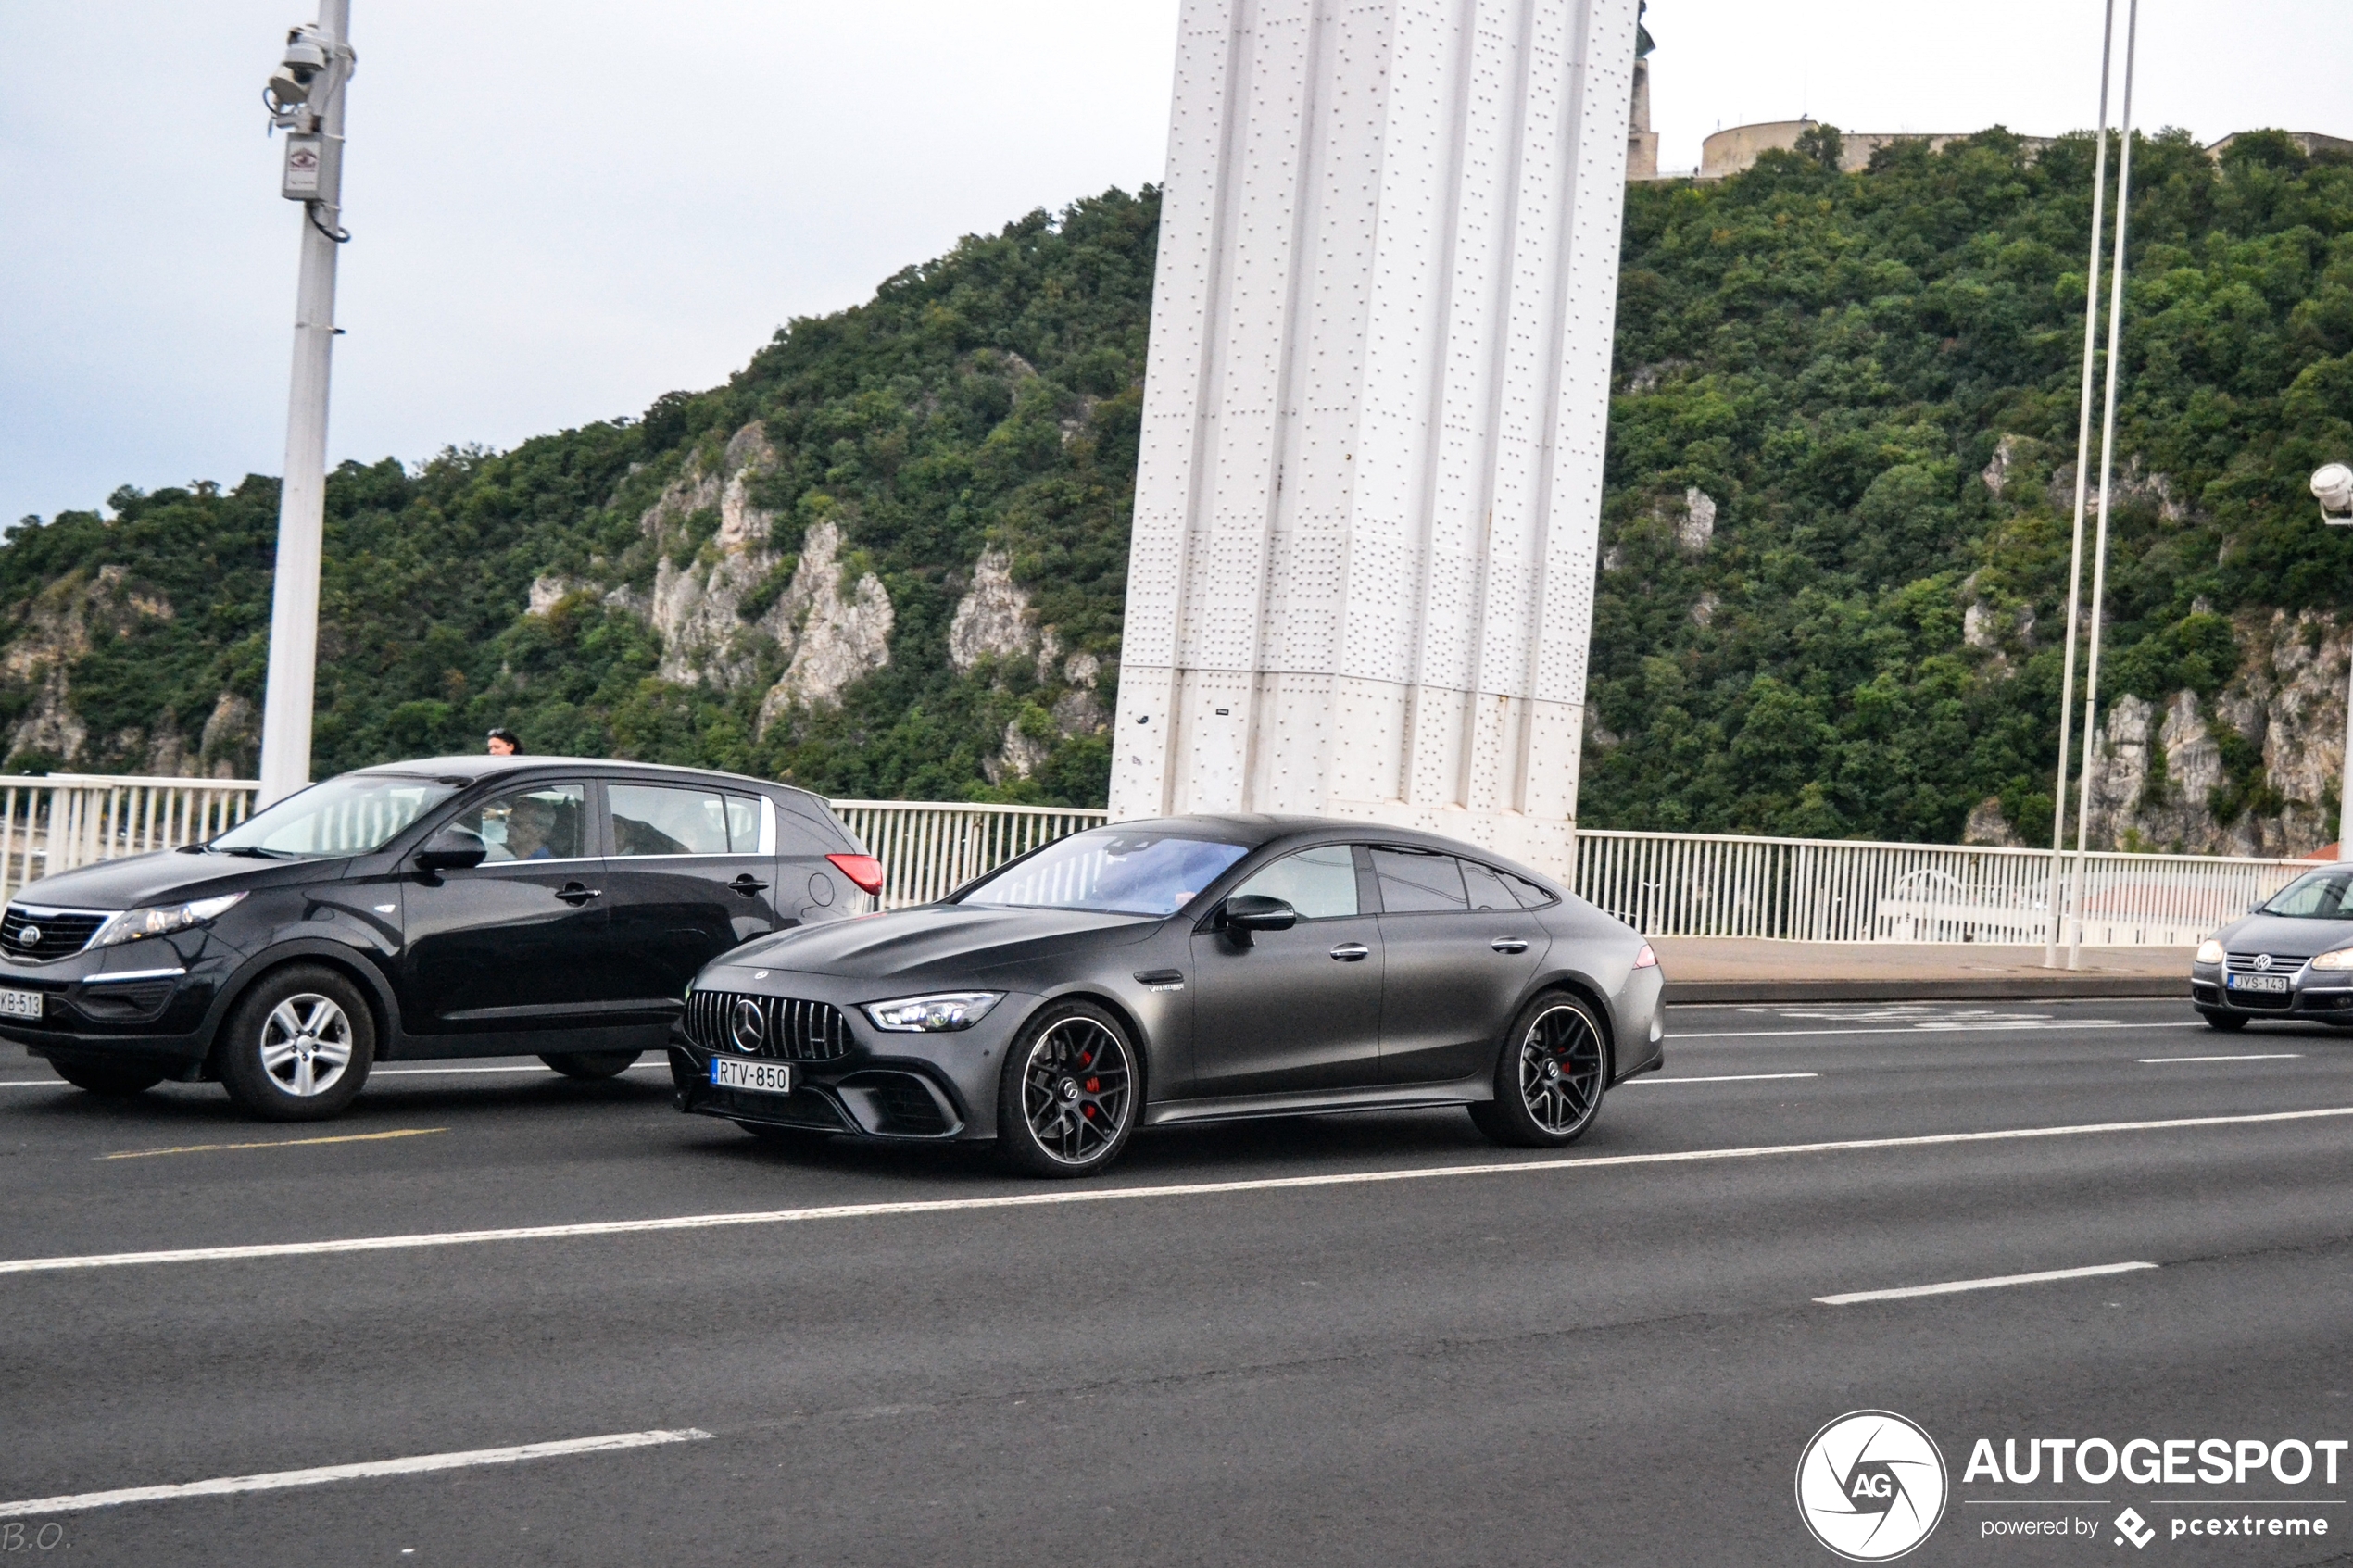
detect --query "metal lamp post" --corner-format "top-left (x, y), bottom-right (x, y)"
top-left (257, 4), bottom-right (356, 806)
top-left (2314, 462), bottom-right (2353, 860)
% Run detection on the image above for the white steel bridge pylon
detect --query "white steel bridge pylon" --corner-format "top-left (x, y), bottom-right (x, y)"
top-left (1109, 0), bottom-right (1643, 878)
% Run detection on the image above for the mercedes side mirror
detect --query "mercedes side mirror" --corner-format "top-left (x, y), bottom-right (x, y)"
top-left (1223, 894), bottom-right (1297, 941)
top-left (414, 825), bottom-right (488, 872)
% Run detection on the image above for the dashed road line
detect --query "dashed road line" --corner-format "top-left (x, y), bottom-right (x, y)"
top-left (2138, 1054), bottom-right (2304, 1064)
top-left (100, 1128), bottom-right (447, 1161)
top-left (0, 1428), bottom-right (713, 1519)
top-left (1817, 1261), bottom-right (2158, 1306)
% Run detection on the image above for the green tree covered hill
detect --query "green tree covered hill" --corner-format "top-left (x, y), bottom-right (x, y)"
top-left (7, 131), bottom-right (2350, 847)
top-left (1588, 126), bottom-right (2353, 850)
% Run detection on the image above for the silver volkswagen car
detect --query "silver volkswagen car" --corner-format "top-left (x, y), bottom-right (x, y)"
top-left (2192, 863), bottom-right (2353, 1029)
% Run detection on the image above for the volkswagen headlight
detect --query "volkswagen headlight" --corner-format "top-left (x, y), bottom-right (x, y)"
top-left (92, 892), bottom-right (245, 947)
top-left (2310, 947), bottom-right (2353, 971)
top-left (860, 992), bottom-right (1003, 1032)
top-left (2195, 938), bottom-right (2225, 965)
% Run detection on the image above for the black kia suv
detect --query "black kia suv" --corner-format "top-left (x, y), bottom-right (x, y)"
top-left (0, 757), bottom-right (880, 1120)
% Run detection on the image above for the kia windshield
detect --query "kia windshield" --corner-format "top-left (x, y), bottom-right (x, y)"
top-left (207, 773), bottom-right (459, 859)
top-left (958, 829), bottom-right (1249, 917)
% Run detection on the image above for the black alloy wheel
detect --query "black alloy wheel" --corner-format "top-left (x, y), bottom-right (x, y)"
top-left (996, 1001), bottom-right (1139, 1177)
top-left (2196, 1009), bottom-right (2249, 1033)
top-left (540, 1050), bottom-right (643, 1080)
top-left (1470, 992), bottom-right (1607, 1148)
top-left (218, 964), bottom-right (377, 1121)
top-left (50, 1058), bottom-right (167, 1097)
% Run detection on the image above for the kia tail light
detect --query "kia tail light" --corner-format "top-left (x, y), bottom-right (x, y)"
top-left (826, 853), bottom-right (886, 897)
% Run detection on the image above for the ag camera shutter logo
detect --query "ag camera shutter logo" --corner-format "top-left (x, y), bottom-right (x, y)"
top-left (1796, 1411), bottom-right (1948, 1561)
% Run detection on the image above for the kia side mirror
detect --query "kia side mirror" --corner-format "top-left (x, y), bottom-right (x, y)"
top-left (1223, 894), bottom-right (1297, 941)
top-left (414, 825), bottom-right (488, 872)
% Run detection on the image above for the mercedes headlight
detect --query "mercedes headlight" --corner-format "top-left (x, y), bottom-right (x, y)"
top-left (860, 992), bottom-right (1003, 1032)
top-left (2195, 938), bottom-right (2225, 965)
top-left (2309, 947), bottom-right (2353, 971)
top-left (92, 892), bottom-right (246, 947)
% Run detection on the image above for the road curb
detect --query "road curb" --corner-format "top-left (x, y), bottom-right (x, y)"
top-left (1663, 975), bottom-right (2183, 1005)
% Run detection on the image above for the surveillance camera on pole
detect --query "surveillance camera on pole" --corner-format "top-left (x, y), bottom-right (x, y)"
top-left (257, 6), bottom-right (355, 806)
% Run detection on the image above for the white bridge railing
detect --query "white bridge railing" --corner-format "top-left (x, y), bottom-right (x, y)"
top-left (1572, 829), bottom-right (2320, 947)
top-left (829, 799), bottom-right (1108, 909)
top-left (0, 774), bottom-right (258, 907)
top-left (0, 774), bottom-right (2320, 946)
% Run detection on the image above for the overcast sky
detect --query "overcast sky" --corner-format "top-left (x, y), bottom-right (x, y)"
top-left (3, 0), bottom-right (2347, 527)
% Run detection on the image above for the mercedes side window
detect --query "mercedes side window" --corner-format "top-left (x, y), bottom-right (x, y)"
top-left (452, 784), bottom-right (587, 863)
top-left (610, 784), bottom-right (735, 857)
top-left (1460, 859), bottom-right (1518, 911)
top-left (1504, 871), bottom-right (1558, 909)
top-left (1230, 845), bottom-right (1360, 920)
top-left (1370, 847), bottom-right (1468, 913)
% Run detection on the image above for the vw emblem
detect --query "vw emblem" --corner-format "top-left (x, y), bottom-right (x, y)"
top-left (729, 998), bottom-right (766, 1053)
top-left (17, 925), bottom-right (38, 947)
top-left (2255, 952), bottom-right (2273, 972)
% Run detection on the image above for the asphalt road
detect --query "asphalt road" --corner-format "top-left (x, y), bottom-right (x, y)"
top-left (3, 997), bottom-right (2351, 1566)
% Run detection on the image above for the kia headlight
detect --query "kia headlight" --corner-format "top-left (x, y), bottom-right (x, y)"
top-left (860, 992), bottom-right (1003, 1033)
top-left (92, 892), bottom-right (246, 947)
top-left (2195, 938), bottom-right (2225, 965)
top-left (2309, 947), bottom-right (2353, 971)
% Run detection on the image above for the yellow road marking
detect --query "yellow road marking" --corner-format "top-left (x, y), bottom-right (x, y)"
top-left (100, 1128), bottom-right (447, 1161)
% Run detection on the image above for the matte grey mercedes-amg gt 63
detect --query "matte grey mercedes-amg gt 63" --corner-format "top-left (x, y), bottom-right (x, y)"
top-left (668, 815), bottom-right (1666, 1176)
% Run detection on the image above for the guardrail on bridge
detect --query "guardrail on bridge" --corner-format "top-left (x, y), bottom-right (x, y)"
top-left (0, 774), bottom-right (2322, 946)
top-left (0, 774), bottom-right (258, 908)
top-left (1571, 829), bottom-right (2320, 947)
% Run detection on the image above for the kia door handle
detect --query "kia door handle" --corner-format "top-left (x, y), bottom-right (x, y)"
top-left (1490, 937), bottom-right (1529, 954)
top-left (556, 883), bottom-right (601, 906)
top-left (728, 874), bottom-right (771, 896)
top-left (1329, 943), bottom-right (1370, 961)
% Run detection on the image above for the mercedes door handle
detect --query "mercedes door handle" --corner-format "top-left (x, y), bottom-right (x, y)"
top-left (1329, 943), bottom-right (1370, 961)
top-left (728, 875), bottom-right (771, 896)
top-left (556, 883), bottom-right (602, 906)
top-left (1490, 937), bottom-right (1529, 954)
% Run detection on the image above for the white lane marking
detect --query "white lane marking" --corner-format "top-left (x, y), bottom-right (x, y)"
top-left (2139, 1053), bottom-right (2304, 1064)
top-left (4, 1106), bottom-right (2350, 1278)
top-left (370, 1065), bottom-right (656, 1077)
top-left (0, 1428), bottom-right (712, 1519)
top-left (0, 1063), bottom-right (672, 1088)
top-left (1675, 1021), bottom-right (2205, 1041)
top-left (1626, 1073), bottom-right (1819, 1085)
top-left (1817, 1261), bottom-right (2158, 1306)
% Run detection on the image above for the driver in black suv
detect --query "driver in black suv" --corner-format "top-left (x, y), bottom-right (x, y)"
top-left (0, 756), bottom-right (883, 1120)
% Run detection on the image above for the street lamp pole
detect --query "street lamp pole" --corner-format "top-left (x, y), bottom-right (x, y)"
top-left (2067, 0), bottom-right (2140, 971)
top-left (2045, 0), bottom-right (2120, 968)
top-left (257, 2), bottom-right (355, 806)
top-left (2313, 462), bottom-right (2353, 859)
